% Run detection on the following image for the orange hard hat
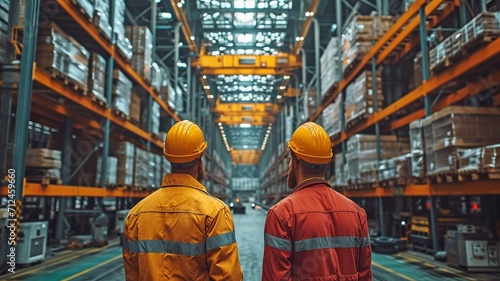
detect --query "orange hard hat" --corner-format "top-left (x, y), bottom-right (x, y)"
top-left (163, 120), bottom-right (207, 163)
top-left (288, 122), bottom-right (332, 165)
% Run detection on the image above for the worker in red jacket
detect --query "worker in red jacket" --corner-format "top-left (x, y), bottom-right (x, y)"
top-left (262, 122), bottom-right (372, 281)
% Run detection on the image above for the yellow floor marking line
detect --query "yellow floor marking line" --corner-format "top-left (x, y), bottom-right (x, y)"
top-left (11, 247), bottom-right (107, 278)
top-left (61, 254), bottom-right (122, 281)
top-left (372, 261), bottom-right (416, 281)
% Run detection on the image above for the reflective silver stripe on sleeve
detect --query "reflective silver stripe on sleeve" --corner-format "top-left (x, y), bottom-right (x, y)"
top-left (206, 231), bottom-right (236, 251)
top-left (122, 238), bottom-right (205, 256)
top-left (264, 233), bottom-right (292, 251)
top-left (295, 236), bottom-right (370, 252)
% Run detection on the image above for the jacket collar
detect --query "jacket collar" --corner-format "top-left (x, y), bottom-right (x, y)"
top-left (161, 173), bottom-right (209, 194)
top-left (291, 177), bottom-right (331, 194)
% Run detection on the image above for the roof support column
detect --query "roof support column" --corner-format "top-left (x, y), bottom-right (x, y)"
top-left (419, 5), bottom-right (438, 252)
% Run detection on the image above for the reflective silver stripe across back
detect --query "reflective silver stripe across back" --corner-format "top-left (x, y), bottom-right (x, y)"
top-left (294, 236), bottom-right (370, 252)
top-left (264, 233), bottom-right (292, 251)
top-left (123, 230), bottom-right (237, 255)
top-left (206, 231), bottom-right (237, 251)
top-left (123, 239), bottom-right (205, 255)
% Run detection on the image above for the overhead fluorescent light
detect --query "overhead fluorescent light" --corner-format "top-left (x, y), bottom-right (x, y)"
top-left (240, 123), bottom-right (251, 128)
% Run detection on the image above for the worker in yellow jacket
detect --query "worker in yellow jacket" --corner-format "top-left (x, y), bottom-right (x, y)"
top-left (122, 120), bottom-right (243, 280)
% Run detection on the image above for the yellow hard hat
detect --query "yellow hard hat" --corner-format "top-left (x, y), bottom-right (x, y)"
top-left (288, 122), bottom-right (332, 165)
top-left (163, 120), bottom-right (207, 163)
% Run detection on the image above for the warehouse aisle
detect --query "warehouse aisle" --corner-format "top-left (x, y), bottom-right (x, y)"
top-left (3, 204), bottom-right (500, 280)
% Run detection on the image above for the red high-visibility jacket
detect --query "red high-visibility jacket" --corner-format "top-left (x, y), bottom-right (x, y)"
top-left (262, 178), bottom-right (372, 281)
top-left (123, 173), bottom-right (243, 281)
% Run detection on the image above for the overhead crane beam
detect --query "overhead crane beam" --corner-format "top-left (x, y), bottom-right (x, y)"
top-left (169, 0), bottom-right (198, 53)
top-left (212, 102), bottom-right (280, 114)
top-left (230, 150), bottom-right (263, 165)
top-left (192, 54), bottom-right (301, 76)
top-left (293, 0), bottom-right (320, 55)
top-left (215, 115), bottom-right (275, 126)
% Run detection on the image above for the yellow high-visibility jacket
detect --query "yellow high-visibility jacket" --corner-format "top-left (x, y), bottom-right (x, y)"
top-left (122, 173), bottom-right (243, 280)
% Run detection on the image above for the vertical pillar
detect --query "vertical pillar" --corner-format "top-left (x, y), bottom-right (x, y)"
top-left (313, 19), bottom-right (321, 123)
top-left (187, 56), bottom-right (192, 120)
top-left (56, 119), bottom-right (73, 242)
top-left (174, 23), bottom-right (181, 110)
top-left (301, 49), bottom-right (307, 120)
top-left (0, 65), bottom-right (17, 176)
top-left (420, 6), bottom-right (438, 252)
top-left (12, 0), bottom-right (41, 198)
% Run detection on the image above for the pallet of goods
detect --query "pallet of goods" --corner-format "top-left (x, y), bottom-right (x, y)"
top-left (424, 106), bottom-right (500, 183)
top-left (114, 0), bottom-right (133, 61)
top-left (342, 15), bottom-right (394, 75)
top-left (93, 0), bottom-right (112, 41)
top-left (345, 135), bottom-right (403, 188)
top-left (322, 98), bottom-right (342, 139)
top-left (345, 70), bottom-right (383, 129)
top-left (112, 70), bottom-right (133, 118)
top-left (25, 148), bottom-right (62, 184)
top-left (109, 141), bottom-right (135, 190)
top-left (126, 25), bottom-right (153, 83)
top-left (95, 156), bottom-right (117, 186)
top-left (320, 37), bottom-right (341, 101)
top-left (457, 144), bottom-right (500, 181)
top-left (88, 53), bottom-right (107, 106)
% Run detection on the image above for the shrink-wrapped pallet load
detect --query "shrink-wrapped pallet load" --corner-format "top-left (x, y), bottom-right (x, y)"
top-left (424, 106), bottom-right (500, 175)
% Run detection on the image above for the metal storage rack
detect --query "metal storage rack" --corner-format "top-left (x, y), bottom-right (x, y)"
top-left (260, 0), bottom-right (500, 253)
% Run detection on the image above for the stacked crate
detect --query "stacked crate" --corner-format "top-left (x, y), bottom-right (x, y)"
top-left (0, 0), bottom-right (12, 64)
top-left (430, 12), bottom-right (500, 74)
top-left (147, 152), bottom-right (157, 189)
top-left (154, 154), bottom-right (163, 187)
top-left (334, 153), bottom-right (346, 187)
top-left (151, 62), bottom-right (162, 93)
top-left (67, 38), bottom-right (90, 92)
top-left (114, 0), bottom-right (133, 61)
top-left (409, 119), bottom-right (425, 179)
top-left (345, 71), bottom-right (383, 127)
top-left (458, 144), bottom-right (500, 178)
top-left (36, 23), bottom-right (89, 92)
top-left (322, 97), bottom-right (342, 137)
top-left (129, 87), bottom-right (142, 125)
top-left (134, 147), bottom-right (149, 189)
top-left (112, 70), bottom-right (132, 116)
top-left (25, 148), bottom-right (62, 184)
top-left (159, 68), bottom-right (169, 106)
top-left (88, 53), bottom-right (107, 104)
top-left (93, 0), bottom-right (112, 41)
top-left (126, 26), bottom-right (152, 83)
top-left (342, 16), bottom-right (393, 74)
top-left (424, 106), bottom-right (500, 176)
top-left (320, 37), bottom-right (341, 100)
top-left (110, 141), bottom-right (135, 187)
top-left (345, 135), bottom-right (403, 185)
top-left (95, 156), bottom-right (117, 186)
top-left (75, 0), bottom-right (94, 19)
top-left (141, 100), bottom-right (160, 136)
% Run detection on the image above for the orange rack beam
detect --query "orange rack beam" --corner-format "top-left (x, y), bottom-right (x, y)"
top-left (341, 180), bottom-right (500, 198)
top-left (309, 0), bottom-right (431, 122)
top-left (333, 37), bottom-right (500, 147)
top-left (0, 183), bottom-right (152, 198)
top-left (33, 68), bottom-right (164, 148)
top-left (55, 0), bottom-right (180, 122)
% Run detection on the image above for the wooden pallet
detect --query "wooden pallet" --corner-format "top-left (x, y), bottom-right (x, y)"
top-left (458, 168), bottom-right (500, 182)
top-left (27, 176), bottom-right (62, 185)
top-left (346, 114), bottom-right (369, 130)
top-left (68, 0), bottom-right (93, 22)
top-left (427, 172), bottom-right (458, 184)
top-left (67, 240), bottom-right (92, 250)
top-left (66, 77), bottom-right (88, 96)
top-left (89, 93), bottom-right (107, 108)
top-left (113, 109), bottom-right (129, 121)
top-left (330, 132), bottom-right (341, 142)
top-left (378, 177), bottom-right (409, 187)
top-left (321, 82), bottom-right (340, 103)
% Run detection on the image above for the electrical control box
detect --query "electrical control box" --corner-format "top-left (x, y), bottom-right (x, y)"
top-left (16, 221), bottom-right (48, 265)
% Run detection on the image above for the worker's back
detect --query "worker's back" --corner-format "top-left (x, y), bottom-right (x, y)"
top-left (263, 179), bottom-right (372, 280)
top-left (123, 174), bottom-right (243, 281)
